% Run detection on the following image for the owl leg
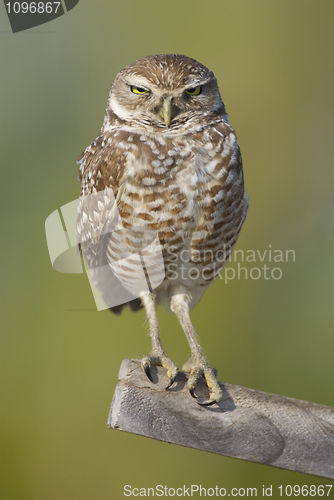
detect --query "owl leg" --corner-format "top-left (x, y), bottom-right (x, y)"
top-left (170, 293), bottom-right (223, 406)
top-left (141, 292), bottom-right (179, 389)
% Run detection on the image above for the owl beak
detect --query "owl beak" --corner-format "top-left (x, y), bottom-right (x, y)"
top-left (159, 97), bottom-right (174, 127)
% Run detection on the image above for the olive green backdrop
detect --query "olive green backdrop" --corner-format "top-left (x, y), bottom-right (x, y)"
top-left (1, 1), bottom-right (333, 498)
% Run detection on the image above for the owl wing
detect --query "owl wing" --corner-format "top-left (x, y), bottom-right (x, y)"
top-left (77, 133), bottom-right (143, 313)
top-left (77, 133), bottom-right (122, 260)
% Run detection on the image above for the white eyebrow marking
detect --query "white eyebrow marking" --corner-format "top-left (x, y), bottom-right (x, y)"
top-left (109, 95), bottom-right (136, 121)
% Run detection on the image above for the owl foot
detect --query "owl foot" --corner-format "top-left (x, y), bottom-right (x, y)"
top-left (182, 357), bottom-right (223, 406)
top-left (141, 351), bottom-right (179, 390)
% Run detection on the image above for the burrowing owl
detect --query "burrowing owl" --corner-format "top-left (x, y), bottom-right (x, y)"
top-left (77, 54), bottom-right (249, 405)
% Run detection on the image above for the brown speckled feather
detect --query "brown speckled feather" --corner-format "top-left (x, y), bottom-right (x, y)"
top-left (77, 55), bottom-right (248, 314)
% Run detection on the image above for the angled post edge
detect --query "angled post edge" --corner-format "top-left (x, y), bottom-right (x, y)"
top-left (108, 358), bottom-right (334, 480)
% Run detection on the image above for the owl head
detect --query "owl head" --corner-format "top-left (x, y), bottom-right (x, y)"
top-left (105, 54), bottom-right (226, 131)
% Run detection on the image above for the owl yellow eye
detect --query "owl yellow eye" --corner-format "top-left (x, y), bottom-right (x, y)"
top-left (131, 86), bottom-right (149, 94)
top-left (185, 86), bottom-right (202, 96)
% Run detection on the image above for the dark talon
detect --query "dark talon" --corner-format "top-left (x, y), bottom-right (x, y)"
top-left (189, 389), bottom-right (197, 399)
top-left (165, 374), bottom-right (176, 390)
top-left (144, 364), bottom-right (153, 382)
top-left (197, 399), bottom-right (217, 407)
top-left (190, 389), bottom-right (216, 406)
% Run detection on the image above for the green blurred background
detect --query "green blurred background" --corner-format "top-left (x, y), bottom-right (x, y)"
top-left (1, 1), bottom-right (333, 498)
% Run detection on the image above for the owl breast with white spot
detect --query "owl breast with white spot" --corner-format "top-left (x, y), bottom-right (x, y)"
top-left (77, 54), bottom-right (248, 313)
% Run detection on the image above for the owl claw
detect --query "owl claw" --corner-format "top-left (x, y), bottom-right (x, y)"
top-left (183, 357), bottom-right (223, 406)
top-left (165, 374), bottom-right (176, 390)
top-left (197, 398), bottom-right (217, 407)
top-left (189, 388), bottom-right (217, 406)
top-left (143, 363), bottom-right (153, 383)
top-left (141, 353), bottom-right (179, 388)
top-left (189, 389), bottom-right (197, 399)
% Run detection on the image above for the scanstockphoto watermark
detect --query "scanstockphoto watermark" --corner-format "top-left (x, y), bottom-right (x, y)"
top-left (124, 484), bottom-right (258, 497)
top-left (123, 484), bottom-right (333, 497)
top-left (219, 245), bottom-right (295, 284)
top-left (165, 245), bottom-right (296, 284)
